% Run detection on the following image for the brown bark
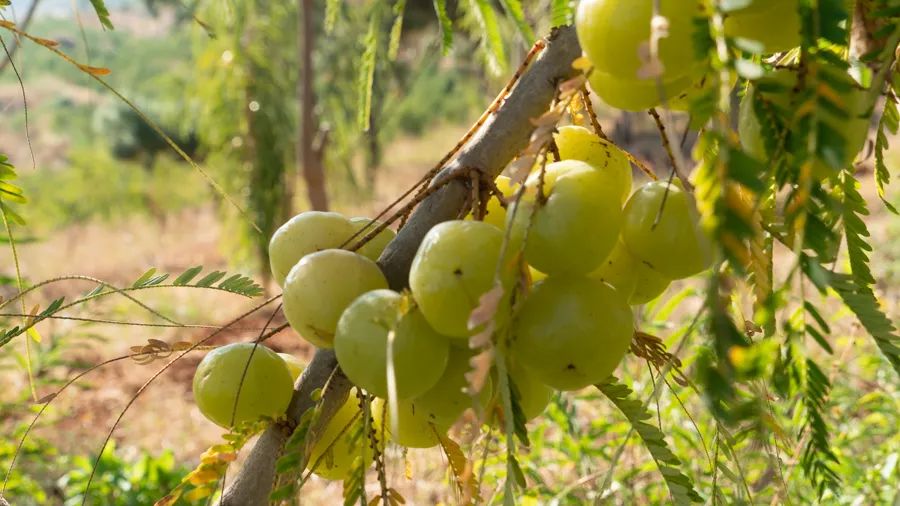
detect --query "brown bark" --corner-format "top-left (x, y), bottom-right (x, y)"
top-left (298, 0), bottom-right (329, 211)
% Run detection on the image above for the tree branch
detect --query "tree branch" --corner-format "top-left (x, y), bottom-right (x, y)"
top-left (217, 25), bottom-right (582, 506)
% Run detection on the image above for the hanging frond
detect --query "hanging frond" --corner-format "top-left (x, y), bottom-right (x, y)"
top-left (357, 9), bottom-right (381, 131)
top-left (432, 0), bottom-right (454, 54)
top-left (468, 0), bottom-right (507, 73)
top-left (838, 171), bottom-right (875, 286)
top-left (829, 272), bottom-right (900, 375)
top-left (874, 98), bottom-right (898, 213)
top-left (799, 358), bottom-right (840, 498)
top-left (88, 0), bottom-right (114, 30)
top-left (597, 377), bottom-right (703, 505)
top-left (497, 0), bottom-right (535, 46)
top-left (549, 0), bottom-right (574, 27)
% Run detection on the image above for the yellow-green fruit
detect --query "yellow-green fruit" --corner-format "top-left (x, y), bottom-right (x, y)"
top-left (622, 181), bottom-right (713, 280)
top-left (576, 0), bottom-right (702, 81)
top-left (193, 343), bottom-right (293, 428)
top-left (725, 0), bottom-right (800, 54)
top-left (476, 176), bottom-right (518, 229)
top-left (554, 125), bottom-right (632, 204)
top-left (371, 397), bottom-right (444, 449)
top-left (282, 249), bottom-right (389, 347)
top-left (269, 211), bottom-right (354, 287)
top-left (349, 217), bottom-right (397, 262)
top-left (588, 69), bottom-right (696, 112)
top-left (513, 276), bottom-right (633, 391)
top-left (507, 361), bottom-right (553, 422)
top-left (413, 347), bottom-right (494, 428)
top-left (334, 289), bottom-right (450, 399)
top-left (511, 161), bottom-right (623, 276)
top-left (724, 0), bottom-right (780, 15)
top-left (409, 220), bottom-right (511, 338)
top-left (307, 391), bottom-right (373, 480)
top-left (591, 240), bottom-right (671, 305)
top-left (277, 352), bottom-right (305, 382)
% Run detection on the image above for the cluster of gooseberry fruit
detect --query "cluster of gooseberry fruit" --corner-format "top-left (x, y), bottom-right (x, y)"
top-left (575, 0), bottom-right (802, 111)
top-left (191, 122), bottom-right (713, 482)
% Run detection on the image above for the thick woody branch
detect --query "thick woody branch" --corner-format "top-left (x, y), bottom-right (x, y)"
top-left (217, 25), bottom-right (582, 506)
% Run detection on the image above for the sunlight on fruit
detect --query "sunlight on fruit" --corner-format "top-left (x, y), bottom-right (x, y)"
top-left (192, 343), bottom-right (293, 428)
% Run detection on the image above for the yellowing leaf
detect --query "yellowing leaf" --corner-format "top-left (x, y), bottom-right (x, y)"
top-left (78, 64), bottom-right (112, 76)
top-left (187, 468), bottom-right (220, 485)
top-left (184, 487), bottom-right (213, 502)
top-left (26, 326), bottom-right (42, 343)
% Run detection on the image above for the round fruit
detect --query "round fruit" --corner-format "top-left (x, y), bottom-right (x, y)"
top-left (591, 240), bottom-right (671, 305)
top-left (409, 220), bottom-right (510, 338)
top-left (371, 397), bottom-right (444, 449)
top-left (588, 68), bottom-right (695, 112)
top-left (283, 249), bottom-right (389, 348)
top-left (334, 289), bottom-right (450, 399)
top-left (512, 276), bottom-right (633, 391)
top-left (511, 161), bottom-right (623, 276)
top-left (481, 176), bottom-right (518, 229)
top-left (576, 0), bottom-right (702, 82)
top-left (554, 125), bottom-right (632, 203)
top-left (724, 0), bottom-right (780, 15)
top-left (724, 0), bottom-right (800, 54)
top-left (307, 390), bottom-right (373, 480)
top-left (192, 343), bottom-right (293, 428)
top-left (269, 211), bottom-right (355, 287)
top-left (278, 352), bottom-right (305, 382)
top-left (349, 217), bottom-right (397, 262)
top-left (507, 360), bottom-right (553, 422)
top-left (621, 181), bottom-right (713, 279)
top-left (413, 347), bottom-right (494, 428)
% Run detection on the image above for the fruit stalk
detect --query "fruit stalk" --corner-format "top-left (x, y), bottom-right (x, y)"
top-left (217, 25), bottom-right (582, 506)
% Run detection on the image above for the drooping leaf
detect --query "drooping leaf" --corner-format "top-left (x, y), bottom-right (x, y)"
top-left (468, 0), bottom-right (507, 73)
top-left (88, 0), bottom-right (114, 30)
top-left (497, 0), bottom-right (535, 45)
top-left (432, 0), bottom-right (454, 53)
top-left (597, 377), bottom-right (704, 504)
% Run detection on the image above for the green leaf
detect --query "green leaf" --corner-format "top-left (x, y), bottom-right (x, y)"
top-left (597, 377), bottom-right (703, 504)
top-left (839, 171), bottom-right (875, 287)
top-left (132, 268), bottom-right (158, 288)
top-left (469, 0), bottom-right (507, 73)
top-left (830, 273), bottom-right (900, 375)
top-left (432, 0), bottom-right (454, 53)
top-left (357, 9), bottom-right (380, 131)
top-left (174, 266), bottom-right (203, 285)
top-left (388, 0), bottom-right (407, 61)
top-left (195, 271), bottom-right (227, 288)
top-left (497, 0), bottom-right (535, 45)
top-left (874, 98), bottom-right (898, 213)
top-left (550, 0), bottom-right (573, 27)
top-left (325, 0), bottom-right (342, 33)
top-left (88, 0), bottom-right (114, 30)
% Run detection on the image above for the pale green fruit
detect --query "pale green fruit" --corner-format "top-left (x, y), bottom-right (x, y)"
top-left (308, 390), bottom-right (374, 480)
top-left (349, 217), bottom-right (397, 262)
top-left (507, 360), bottom-right (553, 422)
top-left (277, 352), bottom-right (305, 382)
top-left (513, 276), bottom-right (633, 391)
top-left (591, 240), bottom-right (671, 305)
top-left (371, 397), bottom-right (444, 449)
top-left (269, 211), bottom-right (354, 287)
top-left (334, 289), bottom-right (450, 399)
top-left (511, 161), bottom-right (623, 276)
top-left (576, 0), bottom-right (703, 81)
top-left (587, 69), bottom-right (695, 112)
top-left (282, 249), bottom-right (388, 347)
top-left (466, 176), bottom-right (518, 229)
top-left (622, 181), bottom-right (713, 279)
top-left (554, 125), bottom-right (632, 204)
top-left (412, 347), bottom-right (494, 428)
top-left (724, 0), bottom-right (800, 54)
top-left (193, 343), bottom-right (293, 428)
top-left (409, 220), bottom-right (510, 338)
